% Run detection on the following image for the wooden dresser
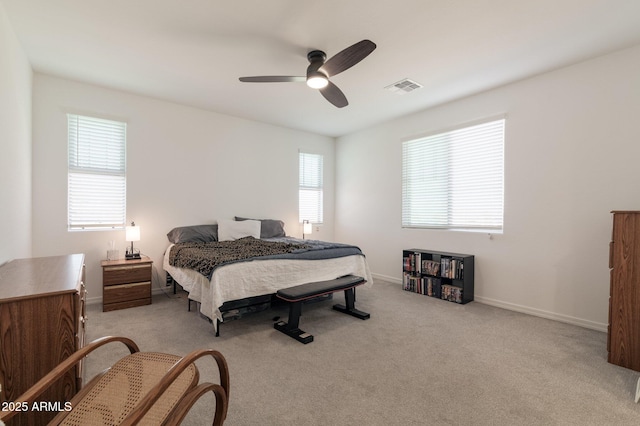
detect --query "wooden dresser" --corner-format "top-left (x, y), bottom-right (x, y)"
top-left (608, 211), bottom-right (640, 371)
top-left (0, 254), bottom-right (86, 425)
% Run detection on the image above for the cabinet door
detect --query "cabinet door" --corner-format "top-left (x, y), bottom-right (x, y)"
top-left (0, 294), bottom-right (77, 425)
top-left (609, 213), bottom-right (640, 371)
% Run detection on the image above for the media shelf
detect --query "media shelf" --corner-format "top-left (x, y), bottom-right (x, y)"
top-left (402, 249), bottom-right (474, 304)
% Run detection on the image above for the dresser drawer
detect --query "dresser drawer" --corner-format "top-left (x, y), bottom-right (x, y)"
top-left (104, 281), bottom-right (151, 305)
top-left (103, 263), bottom-right (151, 286)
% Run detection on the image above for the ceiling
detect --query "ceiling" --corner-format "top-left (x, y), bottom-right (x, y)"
top-left (3, 1), bottom-right (640, 137)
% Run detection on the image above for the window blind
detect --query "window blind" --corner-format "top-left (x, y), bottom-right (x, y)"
top-left (402, 118), bottom-right (504, 231)
top-left (299, 152), bottom-right (323, 224)
top-left (68, 114), bottom-right (127, 230)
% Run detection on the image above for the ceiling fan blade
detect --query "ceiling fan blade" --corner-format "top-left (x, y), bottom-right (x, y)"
top-left (319, 81), bottom-right (348, 108)
top-left (320, 40), bottom-right (376, 77)
top-left (239, 76), bottom-right (306, 83)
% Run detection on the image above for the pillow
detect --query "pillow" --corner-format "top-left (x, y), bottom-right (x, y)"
top-left (167, 224), bottom-right (218, 244)
top-left (235, 217), bottom-right (286, 238)
top-left (218, 219), bottom-right (261, 241)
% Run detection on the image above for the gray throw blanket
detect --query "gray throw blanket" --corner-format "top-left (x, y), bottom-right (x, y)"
top-left (169, 237), bottom-right (308, 279)
top-left (169, 236), bottom-right (364, 279)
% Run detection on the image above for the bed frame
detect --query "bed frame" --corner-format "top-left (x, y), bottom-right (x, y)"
top-left (167, 272), bottom-right (332, 336)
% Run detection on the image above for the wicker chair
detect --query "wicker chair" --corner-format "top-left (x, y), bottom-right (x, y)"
top-left (0, 336), bottom-right (229, 425)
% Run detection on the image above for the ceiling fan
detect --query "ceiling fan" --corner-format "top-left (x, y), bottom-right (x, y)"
top-left (239, 39), bottom-right (376, 108)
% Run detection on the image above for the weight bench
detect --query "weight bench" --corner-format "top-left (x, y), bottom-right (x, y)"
top-left (274, 275), bottom-right (370, 344)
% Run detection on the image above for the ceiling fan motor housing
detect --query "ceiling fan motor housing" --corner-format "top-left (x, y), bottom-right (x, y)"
top-left (307, 50), bottom-right (327, 74)
top-left (306, 50), bottom-right (328, 87)
top-left (307, 50), bottom-right (327, 66)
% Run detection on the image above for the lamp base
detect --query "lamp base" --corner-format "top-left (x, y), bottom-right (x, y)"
top-left (125, 248), bottom-right (141, 260)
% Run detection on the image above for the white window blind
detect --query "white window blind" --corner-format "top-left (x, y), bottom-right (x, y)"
top-left (402, 118), bottom-right (504, 231)
top-left (299, 152), bottom-right (323, 224)
top-left (68, 114), bottom-right (127, 230)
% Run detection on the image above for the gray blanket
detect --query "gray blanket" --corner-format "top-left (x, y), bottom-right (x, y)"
top-left (169, 236), bottom-right (363, 279)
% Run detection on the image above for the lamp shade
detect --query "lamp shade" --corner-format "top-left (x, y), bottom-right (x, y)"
top-left (126, 223), bottom-right (141, 242)
top-left (303, 221), bottom-right (312, 235)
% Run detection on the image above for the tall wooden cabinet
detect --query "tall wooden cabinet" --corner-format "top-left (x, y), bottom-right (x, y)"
top-left (0, 254), bottom-right (86, 425)
top-left (608, 211), bottom-right (640, 371)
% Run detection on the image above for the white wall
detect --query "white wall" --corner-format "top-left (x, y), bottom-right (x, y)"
top-left (0, 2), bottom-right (32, 265)
top-left (32, 74), bottom-right (335, 302)
top-left (336, 44), bottom-right (640, 331)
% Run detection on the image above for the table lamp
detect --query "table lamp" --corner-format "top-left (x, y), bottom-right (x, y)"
top-left (303, 220), bottom-right (312, 240)
top-left (125, 221), bottom-right (141, 260)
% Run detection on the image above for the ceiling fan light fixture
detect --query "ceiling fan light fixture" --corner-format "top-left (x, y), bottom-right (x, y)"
top-left (306, 71), bottom-right (328, 89)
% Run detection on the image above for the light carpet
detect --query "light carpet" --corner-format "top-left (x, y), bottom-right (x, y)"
top-left (84, 279), bottom-right (640, 425)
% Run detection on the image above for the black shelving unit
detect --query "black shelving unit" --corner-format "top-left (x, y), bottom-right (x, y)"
top-left (402, 249), bottom-right (474, 304)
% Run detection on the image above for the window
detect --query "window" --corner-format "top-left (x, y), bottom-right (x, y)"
top-left (402, 118), bottom-right (504, 231)
top-left (68, 114), bottom-right (127, 230)
top-left (299, 151), bottom-right (323, 224)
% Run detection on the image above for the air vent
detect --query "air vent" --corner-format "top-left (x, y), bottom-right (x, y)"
top-left (385, 78), bottom-right (423, 95)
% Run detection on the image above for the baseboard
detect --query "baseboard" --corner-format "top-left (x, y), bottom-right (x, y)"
top-left (371, 273), bottom-right (607, 333)
top-left (86, 295), bottom-right (102, 305)
top-left (371, 272), bottom-right (401, 285)
top-left (89, 272), bottom-right (609, 333)
top-left (470, 296), bottom-right (607, 332)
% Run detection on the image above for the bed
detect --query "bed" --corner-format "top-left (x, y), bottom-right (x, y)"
top-left (162, 219), bottom-right (373, 331)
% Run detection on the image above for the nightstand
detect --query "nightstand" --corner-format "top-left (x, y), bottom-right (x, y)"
top-left (101, 255), bottom-right (152, 312)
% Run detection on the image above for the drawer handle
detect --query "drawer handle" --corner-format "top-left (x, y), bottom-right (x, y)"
top-left (107, 281), bottom-right (151, 290)
top-left (106, 264), bottom-right (151, 271)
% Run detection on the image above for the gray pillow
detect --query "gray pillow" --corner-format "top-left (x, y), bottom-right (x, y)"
top-left (167, 224), bottom-right (218, 243)
top-left (235, 217), bottom-right (286, 238)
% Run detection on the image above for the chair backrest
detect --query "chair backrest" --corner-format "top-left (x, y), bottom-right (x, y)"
top-left (0, 337), bottom-right (229, 426)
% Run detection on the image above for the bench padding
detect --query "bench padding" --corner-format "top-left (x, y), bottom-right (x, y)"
top-left (276, 275), bottom-right (366, 302)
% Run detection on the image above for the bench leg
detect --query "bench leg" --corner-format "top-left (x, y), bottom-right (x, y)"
top-left (333, 288), bottom-right (370, 320)
top-left (274, 301), bottom-right (314, 344)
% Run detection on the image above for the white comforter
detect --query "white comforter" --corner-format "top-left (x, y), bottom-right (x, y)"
top-left (163, 243), bottom-right (373, 325)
